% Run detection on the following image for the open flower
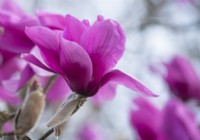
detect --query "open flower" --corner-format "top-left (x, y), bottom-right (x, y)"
top-left (164, 55), bottom-right (200, 101)
top-left (24, 15), bottom-right (155, 97)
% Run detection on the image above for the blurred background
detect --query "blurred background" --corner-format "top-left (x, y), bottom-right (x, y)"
top-left (1, 0), bottom-right (200, 139)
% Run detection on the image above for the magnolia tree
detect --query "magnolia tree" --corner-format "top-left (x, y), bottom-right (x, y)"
top-left (0, 0), bottom-right (200, 140)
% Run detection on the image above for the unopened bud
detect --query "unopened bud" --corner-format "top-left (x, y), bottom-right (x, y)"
top-left (14, 87), bottom-right (45, 137)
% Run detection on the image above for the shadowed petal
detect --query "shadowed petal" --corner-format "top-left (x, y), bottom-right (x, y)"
top-left (17, 65), bottom-right (34, 90)
top-left (60, 37), bottom-right (92, 93)
top-left (130, 98), bottom-right (162, 140)
top-left (63, 14), bottom-right (87, 43)
top-left (80, 19), bottom-right (125, 80)
top-left (47, 76), bottom-right (70, 102)
top-left (25, 26), bottom-right (61, 71)
top-left (99, 70), bottom-right (156, 96)
top-left (91, 83), bottom-right (117, 106)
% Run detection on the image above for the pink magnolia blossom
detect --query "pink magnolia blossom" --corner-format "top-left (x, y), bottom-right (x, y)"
top-left (130, 98), bottom-right (200, 140)
top-left (164, 55), bottom-right (200, 101)
top-left (0, 0), bottom-right (40, 53)
top-left (24, 15), bottom-right (156, 97)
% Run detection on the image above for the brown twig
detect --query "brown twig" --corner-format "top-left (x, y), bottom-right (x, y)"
top-left (38, 128), bottom-right (54, 140)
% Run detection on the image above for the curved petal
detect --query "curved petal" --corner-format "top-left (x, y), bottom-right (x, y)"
top-left (59, 37), bottom-right (93, 93)
top-left (63, 14), bottom-right (87, 43)
top-left (22, 53), bottom-right (55, 73)
top-left (80, 18), bottom-right (125, 80)
top-left (37, 11), bottom-right (65, 30)
top-left (99, 70), bottom-right (157, 96)
top-left (25, 26), bottom-right (61, 72)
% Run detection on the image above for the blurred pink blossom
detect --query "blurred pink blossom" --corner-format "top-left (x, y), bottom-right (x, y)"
top-left (163, 55), bottom-right (200, 101)
top-left (0, 0), bottom-right (40, 53)
top-left (130, 98), bottom-right (200, 140)
top-left (77, 122), bottom-right (107, 140)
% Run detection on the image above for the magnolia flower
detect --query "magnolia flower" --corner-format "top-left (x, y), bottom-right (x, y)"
top-left (130, 98), bottom-right (200, 140)
top-left (0, 0), bottom-right (40, 53)
top-left (130, 98), bottom-right (164, 140)
top-left (164, 55), bottom-right (200, 101)
top-left (24, 15), bottom-right (155, 98)
top-left (162, 99), bottom-right (200, 140)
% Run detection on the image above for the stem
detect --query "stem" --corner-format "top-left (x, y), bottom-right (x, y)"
top-left (38, 128), bottom-right (54, 140)
top-left (0, 131), bottom-right (15, 137)
top-left (43, 75), bottom-right (57, 94)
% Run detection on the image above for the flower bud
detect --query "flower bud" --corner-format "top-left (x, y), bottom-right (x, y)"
top-left (14, 87), bottom-right (45, 137)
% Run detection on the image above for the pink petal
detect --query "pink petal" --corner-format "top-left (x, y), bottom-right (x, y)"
top-left (63, 14), bottom-right (87, 43)
top-left (0, 9), bottom-right (39, 53)
top-left (25, 26), bottom-right (61, 72)
top-left (37, 11), bottom-right (65, 30)
top-left (17, 65), bottom-right (34, 91)
top-left (130, 97), bottom-right (162, 140)
top-left (80, 19), bottom-right (125, 80)
top-left (99, 70), bottom-right (157, 96)
top-left (0, 0), bottom-right (24, 15)
top-left (2, 80), bottom-right (18, 93)
top-left (22, 54), bottom-right (55, 73)
top-left (59, 37), bottom-right (93, 93)
top-left (0, 57), bottom-right (24, 81)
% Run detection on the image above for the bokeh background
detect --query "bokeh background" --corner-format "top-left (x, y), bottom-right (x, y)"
top-left (1, 0), bottom-right (200, 139)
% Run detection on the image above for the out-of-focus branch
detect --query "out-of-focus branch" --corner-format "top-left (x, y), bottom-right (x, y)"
top-left (38, 128), bottom-right (54, 140)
